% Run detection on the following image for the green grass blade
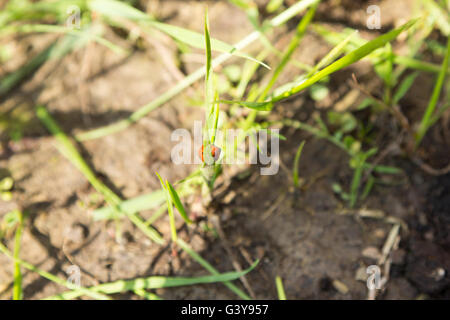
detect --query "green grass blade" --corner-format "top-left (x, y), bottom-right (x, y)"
top-left (155, 172), bottom-right (177, 242)
top-left (293, 141), bottom-right (306, 188)
top-left (307, 30), bottom-right (359, 77)
top-left (44, 259), bottom-right (258, 300)
top-left (166, 182), bottom-right (193, 224)
top-left (219, 100), bottom-right (273, 111)
top-left (415, 36), bottom-right (450, 147)
top-left (92, 189), bottom-right (166, 220)
top-left (258, 2), bottom-right (318, 100)
top-left (12, 210), bottom-right (23, 300)
top-left (275, 276), bottom-right (287, 300)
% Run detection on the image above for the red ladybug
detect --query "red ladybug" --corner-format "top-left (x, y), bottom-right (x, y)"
top-left (198, 144), bottom-right (221, 163)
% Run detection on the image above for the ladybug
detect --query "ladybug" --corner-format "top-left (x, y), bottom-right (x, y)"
top-left (198, 144), bottom-right (221, 163)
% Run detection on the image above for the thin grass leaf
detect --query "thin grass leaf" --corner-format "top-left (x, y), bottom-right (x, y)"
top-left (155, 173), bottom-right (177, 242)
top-left (44, 259), bottom-right (258, 300)
top-left (258, 2), bottom-right (318, 100)
top-left (204, 9), bottom-right (215, 145)
top-left (93, 189), bottom-right (166, 220)
top-left (12, 210), bottom-right (23, 300)
top-left (307, 30), bottom-right (359, 77)
top-left (415, 36), bottom-right (450, 147)
top-left (392, 71), bottom-right (419, 105)
top-left (275, 276), bottom-right (287, 300)
top-left (166, 181), bottom-right (193, 224)
top-left (219, 100), bottom-right (273, 111)
top-left (293, 141), bottom-right (306, 188)
top-left (361, 175), bottom-right (375, 201)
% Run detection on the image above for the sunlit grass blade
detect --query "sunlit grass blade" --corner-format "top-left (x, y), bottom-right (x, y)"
top-left (293, 141), bottom-right (306, 188)
top-left (307, 30), bottom-right (359, 77)
top-left (44, 259), bottom-right (259, 300)
top-left (155, 172), bottom-right (177, 242)
top-left (258, 1), bottom-right (318, 100)
top-left (392, 71), bottom-right (419, 105)
top-left (415, 36), bottom-right (450, 147)
top-left (12, 210), bottom-right (23, 300)
top-left (275, 276), bottom-right (287, 300)
top-left (166, 182), bottom-right (193, 224)
top-left (134, 289), bottom-right (163, 300)
top-left (219, 100), bottom-right (273, 111)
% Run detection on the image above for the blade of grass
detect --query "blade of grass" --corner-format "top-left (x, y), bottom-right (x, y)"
top-left (275, 276), bottom-right (287, 300)
top-left (155, 173), bottom-right (177, 242)
top-left (258, 1), bottom-right (318, 100)
top-left (293, 141), bottom-right (306, 188)
top-left (392, 71), bottom-right (419, 105)
top-left (12, 210), bottom-right (23, 300)
top-left (415, 36), bottom-right (450, 147)
top-left (166, 181), bottom-right (193, 224)
top-left (44, 259), bottom-right (258, 300)
top-left (75, 0), bottom-right (319, 141)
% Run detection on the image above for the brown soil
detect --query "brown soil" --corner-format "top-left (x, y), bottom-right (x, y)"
top-left (0, 0), bottom-right (449, 300)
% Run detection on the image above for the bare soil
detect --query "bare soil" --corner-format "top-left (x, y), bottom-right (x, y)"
top-left (0, 0), bottom-right (449, 300)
